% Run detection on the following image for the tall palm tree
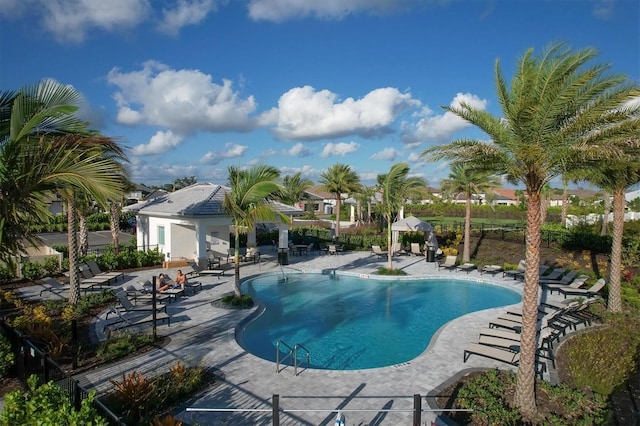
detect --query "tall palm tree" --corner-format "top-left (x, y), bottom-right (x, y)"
top-left (319, 163), bottom-right (361, 238)
top-left (376, 162), bottom-right (426, 269)
top-left (578, 160), bottom-right (640, 312)
top-left (439, 163), bottom-right (500, 262)
top-left (0, 82), bottom-right (127, 271)
top-left (223, 165), bottom-right (289, 298)
top-left (421, 43), bottom-right (640, 419)
top-left (279, 172), bottom-right (314, 212)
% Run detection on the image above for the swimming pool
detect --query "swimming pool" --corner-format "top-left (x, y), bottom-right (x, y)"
top-left (237, 272), bottom-right (521, 370)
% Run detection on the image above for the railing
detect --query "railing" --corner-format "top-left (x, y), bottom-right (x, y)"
top-left (186, 394), bottom-right (473, 425)
top-left (276, 340), bottom-right (310, 376)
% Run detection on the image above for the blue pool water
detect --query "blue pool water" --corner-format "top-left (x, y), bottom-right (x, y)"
top-left (238, 273), bottom-right (521, 370)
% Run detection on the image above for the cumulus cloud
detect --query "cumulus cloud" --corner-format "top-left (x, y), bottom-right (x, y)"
top-left (403, 92), bottom-right (488, 143)
top-left (158, 0), bottom-right (219, 35)
top-left (0, 0), bottom-right (151, 43)
top-left (407, 152), bottom-right (422, 163)
top-left (263, 86), bottom-right (419, 141)
top-left (131, 130), bottom-right (184, 155)
top-left (319, 141), bottom-right (359, 158)
top-left (247, 0), bottom-right (414, 22)
top-left (199, 142), bottom-right (248, 164)
top-left (107, 61), bottom-right (258, 135)
top-left (284, 142), bottom-right (312, 157)
top-left (592, 0), bottom-right (614, 19)
top-left (370, 147), bottom-right (401, 161)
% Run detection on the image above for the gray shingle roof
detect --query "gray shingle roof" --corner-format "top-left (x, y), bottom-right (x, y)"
top-left (124, 182), bottom-right (304, 217)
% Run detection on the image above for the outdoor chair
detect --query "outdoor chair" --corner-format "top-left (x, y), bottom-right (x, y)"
top-left (38, 276), bottom-right (100, 297)
top-left (125, 283), bottom-right (170, 305)
top-left (456, 263), bottom-right (477, 274)
top-left (437, 255), bottom-right (457, 271)
top-left (186, 261), bottom-right (225, 279)
top-left (503, 259), bottom-right (526, 280)
top-left (86, 260), bottom-right (124, 282)
top-left (371, 245), bottom-right (387, 258)
top-left (539, 269), bottom-right (579, 285)
top-left (480, 265), bottom-right (503, 275)
top-left (106, 291), bottom-right (167, 319)
top-left (558, 278), bottom-right (606, 299)
top-left (410, 243), bottom-right (423, 256)
top-left (542, 274), bottom-right (589, 294)
top-left (78, 264), bottom-right (115, 287)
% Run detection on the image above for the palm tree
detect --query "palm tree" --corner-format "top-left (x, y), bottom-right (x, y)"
top-left (0, 82), bottom-right (127, 271)
top-left (223, 165), bottom-right (289, 298)
top-left (421, 43), bottom-right (640, 419)
top-left (578, 160), bottom-right (640, 312)
top-left (279, 172), bottom-right (314, 210)
top-left (439, 163), bottom-right (500, 262)
top-left (319, 164), bottom-right (361, 238)
top-left (376, 162), bottom-right (426, 269)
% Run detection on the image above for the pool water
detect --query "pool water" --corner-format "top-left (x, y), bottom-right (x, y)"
top-left (238, 273), bottom-right (520, 370)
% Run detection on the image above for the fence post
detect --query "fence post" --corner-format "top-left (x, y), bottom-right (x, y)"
top-left (74, 379), bottom-right (82, 411)
top-left (413, 393), bottom-right (421, 426)
top-left (72, 319), bottom-right (78, 369)
top-left (42, 352), bottom-right (49, 383)
top-left (272, 394), bottom-right (280, 426)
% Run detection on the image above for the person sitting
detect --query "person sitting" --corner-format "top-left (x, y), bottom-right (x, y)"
top-left (174, 269), bottom-right (188, 289)
top-left (157, 273), bottom-right (171, 292)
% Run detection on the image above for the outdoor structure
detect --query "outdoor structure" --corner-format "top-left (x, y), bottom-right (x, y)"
top-left (391, 216), bottom-right (439, 252)
top-left (123, 183), bottom-right (304, 267)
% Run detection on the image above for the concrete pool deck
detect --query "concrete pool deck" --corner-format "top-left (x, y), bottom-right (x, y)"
top-left (33, 249), bottom-right (569, 425)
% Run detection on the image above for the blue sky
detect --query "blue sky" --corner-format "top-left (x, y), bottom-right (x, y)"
top-left (1, 0), bottom-right (639, 189)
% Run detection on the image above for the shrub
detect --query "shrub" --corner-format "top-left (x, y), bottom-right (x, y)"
top-left (21, 261), bottom-right (44, 281)
top-left (42, 257), bottom-right (59, 276)
top-left (564, 311), bottom-right (640, 395)
top-left (220, 294), bottom-right (253, 308)
top-left (0, 266), bottom-right (15, 284)
top-left (0, 332), bottom-right (14, 378)
top-left (1, 375), bottom-right (107, 426)
top-left (97, 332), bottom-right (154, 361)
top-left (376, 267), bottom-right (407, 276)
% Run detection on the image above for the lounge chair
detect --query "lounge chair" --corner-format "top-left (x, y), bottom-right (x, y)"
top-left (480, 265), bottom-right (503, 275)
top-left (503, 259), bottom-right (526, 280)
top-left (187, 261), bottom-right (225, 279)
top-left (479, 327), bottom-right (521, 342)
top-left (78, 264), bottom-right (115, 287)
top-left (124, 283), bottom-right (171, 305)
top-left (40, 276), bottom-right (100, 296)
top-left (85, 260), bottom-right (125, 282)
top-left (106, 291), bottom-right (168, 319)
top-left (542, 274), bottom-right (589, 294)
top-left (438, 255), bottom-right (457, 271)
top-left (104, 308), bottom-right (171, 336)
top-left (463, 342), bottom-right (520, 364)
top-left (371, 245), bottom-right (387, 258)
top-left (539, 268), bottom-right (565, 281)
top-left (410, 243), bottom-right (423, 256)
top-left (539, 269), bottom-right (578, 284)
top-left (392, 242), bottom-right (407, 256)
top-left (558, 278), bottom-right (606, 298)
top-left (456, 263), bottom-right (477, 274)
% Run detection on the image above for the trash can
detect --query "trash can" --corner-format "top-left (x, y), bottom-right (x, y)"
top-left (278, 248), bottom-right (289, 265)
top-left (426, 247), bottom-right (436, 262)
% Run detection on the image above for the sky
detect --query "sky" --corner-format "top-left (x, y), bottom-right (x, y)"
top-left (1, 0), bottom-right (639, 189)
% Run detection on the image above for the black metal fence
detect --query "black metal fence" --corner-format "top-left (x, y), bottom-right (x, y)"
top-left (0, 320), bottom-right (126, 425)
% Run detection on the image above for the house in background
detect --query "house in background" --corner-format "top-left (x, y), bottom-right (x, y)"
top-left (125, 184), bottom-right (167, 205)
top-left (124, 183), bottom-right (303, 267)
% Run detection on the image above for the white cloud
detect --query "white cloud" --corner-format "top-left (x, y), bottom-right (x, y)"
top-left (247, 0), bottom-right (413, 22)
top-left (131, 130), bottom-right (183, 155)
top-left (24, 0), bottom-right (151, 43)
top-left (199, 142), bottom-right (248, 164)
top-left (404, 92), bottom-right (488, 143)
top-left (370, 147), bottom-right (401, 161)
top-left (592, 0), bottom-right (614, 19)
top-left (407, 152), bottom-right (422, 162)
top-left (319, 141), bottom-right (359, 158)
top-left (284, 142), bottom-right (312, 157)
top-left (158, 0), bottom-right (219, 36)
top-left (107, 61), bottom-right (258, 134)
top-left (264, 86), bottom-right (419, 141)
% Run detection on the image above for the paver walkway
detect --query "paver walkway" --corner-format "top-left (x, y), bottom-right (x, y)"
top-left (19, 249), bottom-right (569, 425)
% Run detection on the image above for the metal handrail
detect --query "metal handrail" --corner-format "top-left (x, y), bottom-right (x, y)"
top-left (275, 340), bottom-right (293, 373)
top-left (293, 343), bottom-right (310, 376)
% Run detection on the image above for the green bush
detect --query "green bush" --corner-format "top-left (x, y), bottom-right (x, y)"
top-left (1, 375), bottom-right (107, 426)
top-left (376, 267), bottom-right (407, 276)
top-left (42, 257), bottom-right (59, 276)
top-left (221, 294), bottom-right (253, 308)
top-left (0, 266), bottom-right (15, 284)
top-left (21, 262), bottom-right (44, 281)
top-left (564, 311), bottom-right (640, 395)
top-left (0, 332), bottom-right (14, 378)
top-left (97, 332), bottom-right (155, 361)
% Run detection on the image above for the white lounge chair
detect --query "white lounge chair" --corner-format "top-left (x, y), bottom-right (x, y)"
top-left (456, 263), bottom-right (477, 274)
top-left (480, 265), bottom-right (503, 275)
top-left (503, 259), bottom-right (526, 280)
top-left (371, 245), bottom-right (387, 258)
top-left (438, 255), bottom-right (457, 271)
top-left (558, 278), bottom-right (606, 298)
top-left (410, 243), bottom-right (423, 256)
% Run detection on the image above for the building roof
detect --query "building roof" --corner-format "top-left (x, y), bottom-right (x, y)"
top-left (124, 183), bottom-right (304, 217)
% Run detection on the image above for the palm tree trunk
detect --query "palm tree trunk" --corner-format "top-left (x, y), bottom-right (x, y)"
top-left (601, 193), bottom-right (611, 236)
top-left (109, 201), bottom-right (120, 255)
top-left (463, 193), bottom-right (471, 262)
top-left (514, 190), bottom-right (541, 419)
top-left (233, 229), bottom-right (241, 297)
top-left (608, 189), bottom-right (624, 312)
top-left (539, 193), bottom-right (549, 226)
top-left (67, 196), bottom-right (80, 305)
top-left (79, 214), bottom-right (89, 256)
top-left (367, 201), bottom-right (372, 223)
top-left (561, 185), bottom-right (568, 227)
top-left (387, 218), bottom-right (393, 270)
top-left (334, 194), bottom-right (341, 237)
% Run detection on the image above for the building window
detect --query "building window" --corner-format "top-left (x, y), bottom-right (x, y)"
top-left (158, 226), bottom-right (165, 245)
